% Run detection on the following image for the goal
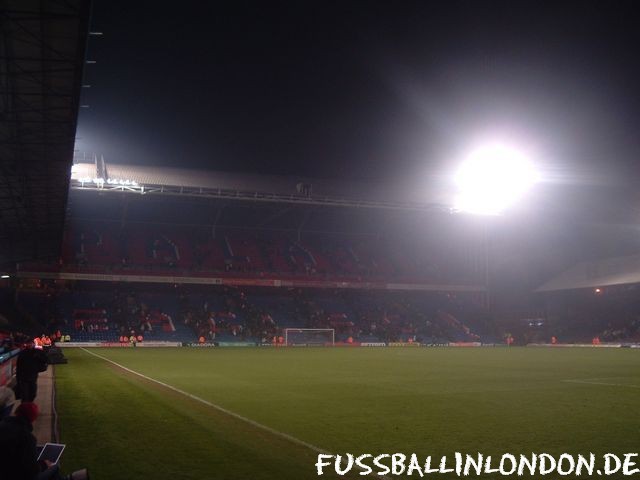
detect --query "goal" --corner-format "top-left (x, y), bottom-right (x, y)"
top-left (284, 328), bottom-right (335, 346)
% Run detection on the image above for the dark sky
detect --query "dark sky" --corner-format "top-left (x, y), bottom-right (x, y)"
top-left (77, 0), bottom-right (640, 186)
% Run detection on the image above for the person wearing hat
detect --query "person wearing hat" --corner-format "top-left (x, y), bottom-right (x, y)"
top-left (0, 402), bottom-right (89, 480)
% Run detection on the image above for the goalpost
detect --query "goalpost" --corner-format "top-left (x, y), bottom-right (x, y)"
top-left (284, 328), bottom-right (335, 346)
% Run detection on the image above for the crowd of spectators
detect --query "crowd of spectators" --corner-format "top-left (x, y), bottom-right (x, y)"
top-left (13, 282), bottom-right (490, 345)
top-left (180, 287), bottom-right (278, 343)
top-left (600, 317), bottom-right (640, 341)
top-left (288, 289), bottom-right (486, 343)
top-left (176, 286), bottom-right (488, 344)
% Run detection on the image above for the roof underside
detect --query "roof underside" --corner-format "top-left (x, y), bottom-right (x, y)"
top-left (536, 253), bottom-right (640, 292)
top-left (0, 0), bottom-right (90, 267)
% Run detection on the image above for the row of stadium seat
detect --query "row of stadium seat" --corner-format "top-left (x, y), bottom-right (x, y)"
top-left (55, 223), bottom-right (479, 284)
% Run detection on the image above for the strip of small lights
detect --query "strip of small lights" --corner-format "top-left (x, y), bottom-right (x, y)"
top-left (76, 177), bottom-right (139, 186)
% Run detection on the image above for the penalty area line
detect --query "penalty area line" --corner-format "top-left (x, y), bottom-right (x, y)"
top-left (563, 379), bottom-right (640, 389)
top-left (79, 347), bottom-right (329, 454)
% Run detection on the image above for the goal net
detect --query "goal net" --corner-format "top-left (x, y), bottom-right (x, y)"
top-left (284, 328), bottom-right (335, 346)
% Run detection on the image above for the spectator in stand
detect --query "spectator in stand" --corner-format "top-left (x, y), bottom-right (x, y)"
top-left (15, 341), bottom-right (48, 402)
top-left (0, 402), bottom-right (89, 480)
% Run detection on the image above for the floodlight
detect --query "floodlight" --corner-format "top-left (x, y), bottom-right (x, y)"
top-left (0, 274), bottom-right (9, 279)
top-left (454, 142), bottom-right (538, 215)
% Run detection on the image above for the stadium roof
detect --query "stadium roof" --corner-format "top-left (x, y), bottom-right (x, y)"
top-left (0, 0), bottom-right (91, 267)
top-left (536, 253), bottom-right (640, 292)
top-left (70, 158), bottom-right (452, 211)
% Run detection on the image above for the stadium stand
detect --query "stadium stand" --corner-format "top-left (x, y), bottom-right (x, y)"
top-left (16, 158), bottom-right (487, 287)
top-left (55, 222), bottom-right (469, 283)
top-left (5, 157), bottom-right (500, 346)
top-left (14, 282), bottom-right (493, 344)
top-left (9, 160), bottom-right (640, 348)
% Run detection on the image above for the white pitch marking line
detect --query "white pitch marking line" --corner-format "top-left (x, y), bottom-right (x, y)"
top-left (79, 348), bottom-right (387, 478)
top-left (80, 348), bottom-right (328, 452)
top-left (563, 379), bottom-right (640, 389)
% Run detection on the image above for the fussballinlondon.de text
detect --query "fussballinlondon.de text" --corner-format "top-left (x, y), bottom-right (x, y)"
top-left (315, 453), bottom-right (640, 477)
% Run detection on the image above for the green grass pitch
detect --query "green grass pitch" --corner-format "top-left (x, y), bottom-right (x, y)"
top-left (54, 347), bottom-right (640, 479)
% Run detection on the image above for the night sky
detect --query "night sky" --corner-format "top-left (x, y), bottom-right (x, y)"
top-left (77, 0), bottom-right (640, 188)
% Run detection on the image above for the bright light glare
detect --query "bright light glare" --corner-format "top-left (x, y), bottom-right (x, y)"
top-left (454, 142), bottom-right (538, 215)
top-left (0, 274), bottom-right (9, 279)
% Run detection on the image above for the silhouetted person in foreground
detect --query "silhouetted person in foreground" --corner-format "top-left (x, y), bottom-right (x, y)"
top-left (0, 402), bottom-right (41, 479)
top-left (15, 341), bottom-right (48, 402)
top-left (0, 402), bottom-right (89, 480)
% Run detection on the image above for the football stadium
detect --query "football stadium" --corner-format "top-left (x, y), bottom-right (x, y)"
top-left (1, 1), bottom-right (640, 480)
